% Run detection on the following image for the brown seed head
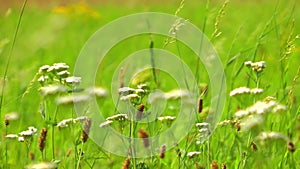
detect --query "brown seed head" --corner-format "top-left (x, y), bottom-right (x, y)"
top-left (221, 163), bottom-right (226, 169)
top-left (251, 141), bottom-right (258, 152)
top-left (122, 158), bottom-right (130, 169)
top-left (38, 128), bottom-right (48, 152)
top-left (4, 119), bottom-right (9, 126)
top-left (138, 129), bottom-right (149, 147)
top-left (198, 98), bottom-right (203, 113)
top-left (288, 141), bottom-right (296, 153)
top-left (159, 144), bottom-right (166, 158)
top-left (210, 161), bottom-right (218, 169)
top-left (81, 118), bottom-right (92, 143)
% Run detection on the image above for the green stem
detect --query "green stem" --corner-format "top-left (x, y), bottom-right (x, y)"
top-left (0, 0), bottom-right (28, 121)
top-left (76, 142), bottom-right (84, 169)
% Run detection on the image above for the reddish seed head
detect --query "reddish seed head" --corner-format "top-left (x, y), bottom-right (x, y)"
top-left (38, 128), bottom-right (48, 152)
top-left (81, 119), bottom-right (92, 143)
top-left (221, 163), bottom-right (227, 169)
top-left (210, 161), bottom-right (218, 169)
top-left (288, 142), bottom-right (296, 153)
top-left (4, 119), bottom-right (9, 126)
top-left (251, 141), bottom-right (258, 152)
top-left (138, 129), bottom-right (149, 147)
top-left (159, 144), bottom-right (166, 158)
top-left (122, 158), bottom-right (130, 169)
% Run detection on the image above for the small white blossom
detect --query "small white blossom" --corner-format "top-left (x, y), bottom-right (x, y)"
top-left (57, 70), bottom-right (70, 77)
top-left (65, 76), bottom-right (81, 84)
top-left (38, 75), bottom-right (49, 83)
top-left (230, 87), bottom-right (251, 96)
top-left (240, 115), bottom-right (263, 132)
top-left (106, 114), bottom-right (128, 121)
top-left (137, 84), bottom-right (147, 89)
top-left (135, 89), bottom-right (145, 94)
top-left (5, 112), bottom-right (19, 121)
top-left (196, 122), bottom-right (210, 128)
top-left (199, 128), bottom-right (209, 133)
top-left (87, 87), bottom-right (108, 98)
top-left (256, 131), bottom-right (289, 142)
top-left (19, 126), bottom-right (37, 136)
top-left (39, 85), bottom-right (67, 96)
top-left (18, 136), bottom-right (25, 142)
top-left (187, 151), bottom-right (201, 158)
top-left (56, 94), bottom-right (90, 105)
top-left (57, 118), bottom-right (74, 128)
top-left (5, 134), bottom-right (19, 139)
top-left (39, 65), bottom-right (50, 73)
top-left (158, 116), bottom-right (176, 121)
top-left (120, 94), bottom-right (140, 101)
top-left (118, 87), bottom-right (135, 94)
top-left (99, 120), bottom-right (113, 128)
top-left (26, 161), bottom-right (58, 169)
top-left (250, 88), bottom-right (264, 94)
top-left (165, 89), bottom-right (190, 100)
top-left (244, 61), bottom-right (267, 72)
top-left (218, 120), bottom-right (231, 126)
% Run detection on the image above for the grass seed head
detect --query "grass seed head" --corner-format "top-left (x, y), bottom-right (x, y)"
top-left (210, 161), bottom-right (219, 169)
top-left (81, 118), bottom-right (92, 143)
top-left (138, 129), bottom-right (149, 147)
top-left (122, 158), bottom-right (130, 169)
top-left (38, 128), bottom-right (48, 151)
top-left (159, 144), bottom-right (167, 158)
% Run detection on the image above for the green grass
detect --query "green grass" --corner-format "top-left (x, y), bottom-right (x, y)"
top-left (0, 0), bottom-right (300, 168)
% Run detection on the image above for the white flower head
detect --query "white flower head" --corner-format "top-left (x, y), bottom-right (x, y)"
top-left (196, 122), bottom-right (210, 128)
top-left (39, 65), bottom-right (50, 73)
top-left (240, 115), bottom-right (263, 132)
top-left (57, 118), bottom-right (74, 128)
top-left (120, 94), bottom-right (140, 101)
top-left (56, 94), bottom-right (90, 105)
top-left (5, 134), bottom-right (19, 139)
top-left (65, 76), bottom-right (81, 84)
top-left (57, 70), bottom-right (70, 78)
top-left (230, 87), bottom-right (251, 96)
top-left (87, 87), bottom-right (108, 98)
top-left (19, 126), bottom-right (38, 136)
top-left (187, 151), bottom-right (201, 158)
top-left (39, 85), bottom-right (67, 97)
top-left (5, 112), bottom-right (19, 121)
top-left (165, 89), bottom-right (190, 100)
top-left (38, 75), bottom-right (49, 83)
top-left (99, 120), bottom-right (113, 128)
top-left (158, 116), bottom-right (176, 121)
top-left (106, 114), bottom-right (128, 121)
top-left (118, 87), bottom-right (135, 94)
top-left (26, 161), bottom-right (58, 169)
top-left (256, 131), bottom-right (289, 142)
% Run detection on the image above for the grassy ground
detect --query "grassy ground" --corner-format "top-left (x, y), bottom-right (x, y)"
top-left (0, 0), bottom-right (300, 168)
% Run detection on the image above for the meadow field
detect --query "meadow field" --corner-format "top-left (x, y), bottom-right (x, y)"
top-left (0, 0), bottom-right (300, 168)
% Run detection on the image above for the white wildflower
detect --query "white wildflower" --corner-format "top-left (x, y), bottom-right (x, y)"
top-left (74, 116), bottom-right (89, 122)
top-left (120, 94), bottom-right (140, 101)
top-left (25, 161), bottom-right (57, 169)
top-left (230, 87), bottom-right (251, 96)
top-left (87, 87), bottom-right (108, 98)
top-left (196, 122), bottom-right (210, 128)
top-left (5, 134), bottom-right (19, 139)
top-left (235, 110), bottom-right (250, 118)
top-left (240, 115), bottom-right (263, 132)
top-left (273, 105), bottom-right (287, 113)
top-left (199, 128), bottom-right (209, 133)
top-left (56, 118), bottom-right (74, 128)
top-left (57, 70), bottom-right (70, 77)
top-left (256, 131), bottom-right (289, 142)
top-left (18, 137), bottom-right (25, 142)
top-left (38, 65), bottom-right (50, 73)
top-left (165, 89), bottom-right (190, 100)
top-left (250, 88), bottom-right (264, 94)
top-left (19, 126), bottom-right (38, 136)
top-left (56, 94), bottom-right (90, 105)
top-left (218, 120), bottom-right (231, 126)
top-left (5, 112), bottom-right (19, 121)
top-left (65, 76), bottom-right (81, 84)
top-left (39, 85), bottom-right (67, 96)
top-left (99, 120), bottom-right (113, 128)
top-left (118, 87), bottom-right (135, 94)
top-left (38, 75), bottom-right (49, 83)
top-left (158, 116), bottom-right (176, 121)
top-left (187, 151), bottom-right (201, 158)
top-left (137, 84), bottom-right (148, 89)
top-left (135, 88), bottom-right (145, 94)
top-left (245, 61), bottom-right (267, 72)
top-left (106, 114), bottom-right (128, 121)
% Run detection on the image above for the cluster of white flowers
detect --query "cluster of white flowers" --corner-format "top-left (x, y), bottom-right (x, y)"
top-left (26, 161), bottom-right (58, 169)
top-left (6, 126), bottom-right (38, 142)
top-left (195, 122), bottom-right (211, 144)
top-left (230, 87), bottom-right (264, 96)
top-left (239, 115), bottom-right (264, 132)
top-left (244, 61), bottom-right (267, 72)
top-left (235, 99), bottom-right (286, 118)
top-left (57, 116), bottom-right (88, 128)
